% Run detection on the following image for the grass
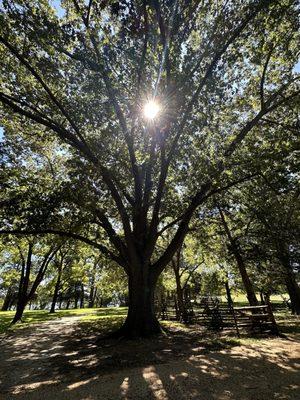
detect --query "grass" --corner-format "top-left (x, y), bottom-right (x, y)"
top-left (0, 307), bottom-right (127, 335)
top-left (1, 301), bottom-right (299, 340)
top-left (220, 293), bottom-right (287, 303)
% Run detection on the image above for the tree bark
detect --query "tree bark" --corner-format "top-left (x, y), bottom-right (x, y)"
top-left (225, 280), bottom-right (233, 307)
top-left (113, 269), bottom-right (161, 338)
top-left (88, 261), bottom-right (98, 308)
top-left (277, 248), bottom-right (300, 315)
top-left (232, 248), bottom-right (259, 306)
top-left (12, 243), bottom-right (58, 323)
top-left (171, 247), bottom-right (189, 322)
top-left (12, 243), bottom-right (33, 324)
top-left (218, 206), bottom-right (259, 306)
top-left (88, 285), bottom-right (95, 308)
top-left (174, 271), bottom-right (187, 321)
top-left (12, 297), bottom-right (27, 324)
top-left (284, 272), bottom-right (300, 315)
top-left (50, 263), bottom-right (62, 313)
top-left (80, 283), bottom-right (84, 308)
top-left (1, 287), bottom-right (13, 311)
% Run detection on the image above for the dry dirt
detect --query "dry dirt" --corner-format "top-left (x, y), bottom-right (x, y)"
top-left (0, 316), bottom-right (299, 400)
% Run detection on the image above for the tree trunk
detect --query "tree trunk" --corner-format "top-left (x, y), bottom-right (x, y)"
top-left (225, 280), bottom-right (233, 307)
top-left (114, 271), bottom-right (161, 338)
top-left (1, 287), bottom-right (13, 311)
top-left (88, 285), bottom-right (95, 308)
top-left (277, 248), bottom-right (300, 315)
top-left (50, 266), bottom-right (62, 313)
top-left (80, 283), bottom-right (84, 308)
top-left (12, 297), bottom-right (27, 324)
top-left (174, 269), bottom-right (187, 322)
top-left (232, 249), bottom-right (259, 306)
top-left (284, 272), bottom-right (300, 315)
top-left (218, 206), bottom-right (258, 306)
top-left (12, 248), bottom-right (30, 324)
top-left (74, 284), bottom-right (79, 309)
top-left (88, 261), bottom-right (97, 308)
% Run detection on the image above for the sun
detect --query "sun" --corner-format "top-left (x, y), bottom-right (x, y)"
top-left (143, 100), bottom-right (160, 120)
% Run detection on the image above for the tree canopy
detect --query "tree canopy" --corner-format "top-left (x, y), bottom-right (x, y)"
top-left (0, 0), bottom-right (299, 336)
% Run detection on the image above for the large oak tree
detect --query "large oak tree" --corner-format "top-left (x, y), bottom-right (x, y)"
top-left (0, 0), bottom-right (299, 337)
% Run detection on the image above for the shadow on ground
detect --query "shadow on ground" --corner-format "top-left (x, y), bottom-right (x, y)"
top-left (0, 311), bottom-right (299, 400)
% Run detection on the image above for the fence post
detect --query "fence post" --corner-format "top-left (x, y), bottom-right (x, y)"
top-left (266, 302), bottom-right (279, 335)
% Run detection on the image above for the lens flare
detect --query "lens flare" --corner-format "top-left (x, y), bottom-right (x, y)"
top-left (143, 100), bottom-right (160, 119)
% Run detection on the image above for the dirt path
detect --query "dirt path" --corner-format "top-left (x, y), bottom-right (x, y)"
top-left (0, 316), bottom-right (299, 400)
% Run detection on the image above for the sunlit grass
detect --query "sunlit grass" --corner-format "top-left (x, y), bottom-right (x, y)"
top-left (220, 293), bottom-right (287, 303)
top-left (0, 307), bottom-right (127, 334)
top-left (1, 303), bottom-right (298, 341)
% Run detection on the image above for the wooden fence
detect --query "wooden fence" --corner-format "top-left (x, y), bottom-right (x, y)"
top-left (157, 297), bottom-right (279, 336)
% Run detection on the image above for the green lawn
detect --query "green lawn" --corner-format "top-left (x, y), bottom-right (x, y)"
top-left (1, 300), bottom-right (298, 340)
top-left (220, 293), bottom-right (287, 303)
top-left (0, 307), bottom-right (127, 335)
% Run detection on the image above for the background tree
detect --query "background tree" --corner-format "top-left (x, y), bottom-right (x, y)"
top-left (0, 241), bottom-right (21, 311)
top-left (0, 237), bottom-right (61, 323)
top-left (241, 180), bottom-right (300, 314)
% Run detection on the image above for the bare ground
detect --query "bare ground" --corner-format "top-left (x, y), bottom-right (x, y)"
top-left (0, 315), bottom-right (299, 400)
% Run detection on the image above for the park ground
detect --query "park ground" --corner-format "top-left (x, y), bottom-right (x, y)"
top-left (0, 304), bottom-right (299, 400)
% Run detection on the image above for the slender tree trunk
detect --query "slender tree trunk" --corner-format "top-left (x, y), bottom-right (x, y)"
top-left (88, 286), bottom-right (95, 308)
top-left (1, 287), bottom-right (13, 311)
top-left (12, 244), bottom-right (32, 324)
top-left (225, 280), bottom-right (233, 307)
top-left (80, 283), bottom-right (84, 308)
top-left (88, 261), bottom-right (97, 308)
top-left (114, 269), bottom-right (161, 338)
top-left (93, 288), bottom-right (98, 307)
top-left (74, 284), bottom-right (79, 309)
top-left (277, 248), bottom-right (300, 315)
top-left (171, 247), bottom-right (188, 322)
top-left (174, 269), bottom-right (187, 322)
top-left (232, 248), bottom-right (259, 306)
top-left (12, 296), bottom-right (27, 324)
top-left (50, 264), bottom-right (62, 313)
top-left (12, 242), bottom-right (56, 323)
top-left (284, 272), bottom-right (300, 315)
top-left (218, 206), bottom-right (258, 306)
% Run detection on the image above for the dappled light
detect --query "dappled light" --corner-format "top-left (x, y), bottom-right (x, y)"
top-left (0, 310), bottom-right (299, 399)
top-left (0, 309), bottom-right (299, 398)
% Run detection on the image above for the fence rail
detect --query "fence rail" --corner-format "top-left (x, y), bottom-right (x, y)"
top-left (157, 297), bottom-right (279, 336)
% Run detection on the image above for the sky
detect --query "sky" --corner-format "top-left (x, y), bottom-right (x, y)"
top-left (51, 0), bottom-right (65, 18)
